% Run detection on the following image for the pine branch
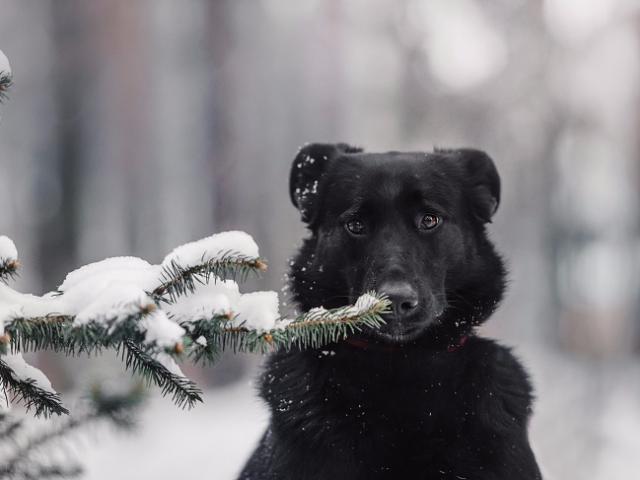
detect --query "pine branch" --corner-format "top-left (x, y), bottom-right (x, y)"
top-left (186, 293), bottom-right (391, 363)
top-left (0, 359), bottom-right (68, 418)
top-left (66, 311), bottom-right (150, 355)
top-left (0, 258), bottom-right (19, 283)
top-left (0, 72), bottom-right (11, 103)
top-left (119, 340), bottom-right (202, 409)
top-left (6, 315), bottom-right (72, 354)
top-left (153, 252), bottom-right (267, 303)
top-left (6, 312), bottom-right (198, 410)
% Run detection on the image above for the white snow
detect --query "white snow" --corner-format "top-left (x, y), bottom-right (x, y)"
top-left (153, 351), bottom-right (185, 377)
top-left (0, 301), bottom-right (20, 328)
top-left (165, 278), bottom-right (240, 323)
top-left (233, 291), bottom-right (280, 331)
top-left (74, 284), bottom-right (153, 326)
top-left (60, 257), bottom-right (160, 303)
top-left (195, 335), bottom-right (207, 347)
top-left (0, 236), bottom-right (17, 262)
top-left (162, 231), bottom-right (260, 269)
top-left (2, 351), bottom-right (54, 393)
top-left (0, 49), bottom-right (10, 77)
top-left (0, 232), bottom-right (265, 335)
top-left (302, 293), bottom-right (381, 323)
top-left (0, 284), bottom-right (66, 319)
top-left (351, 292), bottom-right (380, 312)
top-left (140, 310), bottom-right (185, 348)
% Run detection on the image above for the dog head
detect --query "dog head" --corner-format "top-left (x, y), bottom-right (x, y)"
top-left (289, 143), bottom-right (506, 345)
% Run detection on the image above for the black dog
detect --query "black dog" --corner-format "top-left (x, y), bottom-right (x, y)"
top-left (239, 144), bottom-right (542, 479)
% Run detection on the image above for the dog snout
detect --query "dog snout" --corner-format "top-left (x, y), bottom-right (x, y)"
top-left (378, 281), bottom-right (419, 319)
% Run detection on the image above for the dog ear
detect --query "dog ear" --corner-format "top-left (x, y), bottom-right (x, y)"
top-left (454, 149), bottom-right (501, 223)
top-left (289, 143), bottom-right (362, 223)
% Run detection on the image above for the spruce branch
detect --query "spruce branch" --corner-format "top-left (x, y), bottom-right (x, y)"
top-left (186, 293), bottom-right (391, 363)
top-left (6, 310), bottom-right (198, 410)
top-left (0, 359), bottom-right (68, 418)
top-left (0, 72), bottom-right (11, 103)
top-left (0, 258), bottom-right (19, 283)
top-left (0, 231), bottom-right (388, 416)
top-left (153, 252), bottom-right (267, 303)
top-left (6, 315), bottom-right (72, 354)
top-left (119, 340), bottom-right (202, 409)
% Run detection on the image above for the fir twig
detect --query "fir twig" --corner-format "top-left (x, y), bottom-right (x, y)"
top-left (0, 258), bottom-right (19, 283)
top-left (6, 315), bottom-right (73, 354)
top-left (0, 359), bottom-right (68, 418)
top-left (153, 251), bottom-right (267, 303)
top-left (186, 293), bottom-right (391, 363)
top-left (0, 72), bottom-right (11, 103)
top-left (119, 340), bottom-right (202, 409)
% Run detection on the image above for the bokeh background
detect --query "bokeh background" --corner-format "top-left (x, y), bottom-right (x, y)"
top-left (1, 0), bottom-right (639, 479)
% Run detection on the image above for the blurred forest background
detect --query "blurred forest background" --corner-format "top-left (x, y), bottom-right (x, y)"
top-left (0, 1), bottom-right (639, 479)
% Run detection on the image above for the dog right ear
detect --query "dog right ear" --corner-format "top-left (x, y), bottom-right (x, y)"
top-left (289, 143), bottom-right (362, 223)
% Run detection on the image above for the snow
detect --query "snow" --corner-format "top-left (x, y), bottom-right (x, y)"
top-left (303, 293), bottom-right (380, 322)
top-left (74, 284), bottom-right (153, 326)
top-left (0, 232), bottom-right (266, 335)
top-left (195, 335), bottom-right (207, 346)
top-left (153, 351), bottom-right (185, 377)
top-left (0, 49), bottom-right (10, 77)
top-left (59, 257), bottom-right (161, 306)
top-left (0, 235), bottom-right (17, 261)
top-left (140, 310), bottom-right (185, 348)
top-left (0, 284), bottom-right (66, 319)
top-left (165, 278), bottom-right (240, 323)
top-left (2, 352), bottom-right (54, 393)
top-left (349, 292), bottom-right (380, 313)
top-left (0, 301), bottom-right (20, 327)
top-left (234, 291), bottom-right (280, 331)
top-left (162, 231), bottom-right (260, 269)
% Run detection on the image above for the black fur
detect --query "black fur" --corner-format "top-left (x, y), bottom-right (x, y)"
top-left (239, 145), bottom-right (542, 479)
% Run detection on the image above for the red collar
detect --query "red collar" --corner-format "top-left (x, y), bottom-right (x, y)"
top-left (446, 334), bottom-right (469, 352)
top-left (345, 335), bottom-right (470, 352)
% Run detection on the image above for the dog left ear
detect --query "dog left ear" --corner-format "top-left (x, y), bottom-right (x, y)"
top-left (289, 143), bottom-right (362, 223)
top-left (456, 149), bottom-right (501, 223)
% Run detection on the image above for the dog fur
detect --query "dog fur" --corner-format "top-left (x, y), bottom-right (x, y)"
top-left (238, 144), bottom-right (542, 479)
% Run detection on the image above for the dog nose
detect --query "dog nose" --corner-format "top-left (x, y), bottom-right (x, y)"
top-left (378, 281), bottom-right (419, 318)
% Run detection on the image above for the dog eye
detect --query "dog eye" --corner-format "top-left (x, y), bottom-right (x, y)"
top-left (345, 219), bottom-right (366, 236)
top-left (419, 214), bottom-right (441, 231)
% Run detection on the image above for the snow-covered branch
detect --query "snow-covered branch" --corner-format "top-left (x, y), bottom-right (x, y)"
top-left (0, 236), bottom-right (19, 283)
top-left (0, 49), bottom-right (12, 102)
top-left (0, 231), bottom-right (389, 417)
